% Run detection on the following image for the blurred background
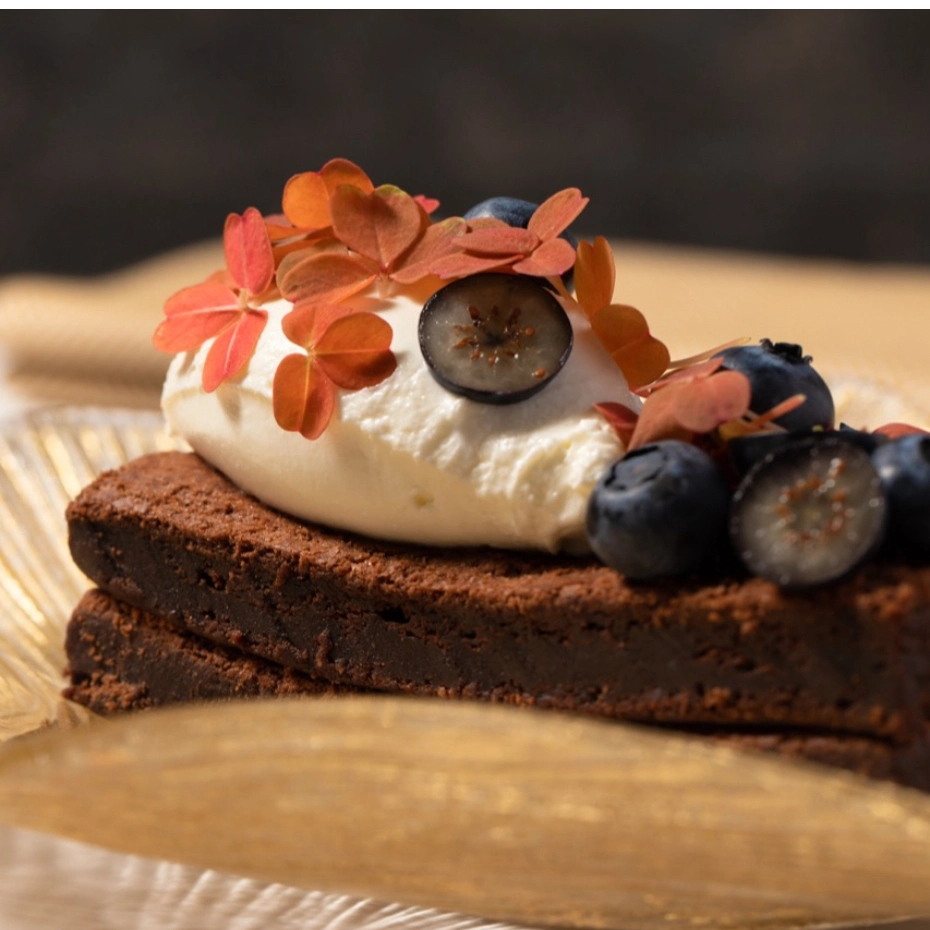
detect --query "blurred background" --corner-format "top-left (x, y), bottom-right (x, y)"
top-left (3, 10), bottom-right (930, 277)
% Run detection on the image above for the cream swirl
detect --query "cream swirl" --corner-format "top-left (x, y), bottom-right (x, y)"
top-left (162, 291), bottom-right (637, 552)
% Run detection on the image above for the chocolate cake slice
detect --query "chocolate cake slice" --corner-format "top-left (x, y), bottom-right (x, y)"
top-left (65, 450), bottom-right (930, 757)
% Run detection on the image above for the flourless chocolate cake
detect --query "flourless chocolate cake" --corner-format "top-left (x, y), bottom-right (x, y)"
top-left (64, 451), bottom-right (930, 789)
top-left (60, 158), bottom-right (930, 791)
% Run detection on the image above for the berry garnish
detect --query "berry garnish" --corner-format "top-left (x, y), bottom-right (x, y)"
top-left (730, 438), bottom-right (886, 587)
top-left (586, 440), bottom-right (730, 580)
top-left (715, 339), bottom-right (834, 431)
top-left (728, 427), bottom-right (885, 477)
top-left (419, 273), bottom-right (573, 405)
top-left (873, 434), bottom-right (930, 558)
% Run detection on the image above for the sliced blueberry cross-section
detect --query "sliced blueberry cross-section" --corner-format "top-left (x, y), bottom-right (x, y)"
top-left (730, 437), bottom-right (886, 587)
top-left (419, 273), bottom-right (573, 405)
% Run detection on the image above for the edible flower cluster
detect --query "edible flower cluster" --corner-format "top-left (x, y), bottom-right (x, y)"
top-left (154, 159), bottom-right (930, 589)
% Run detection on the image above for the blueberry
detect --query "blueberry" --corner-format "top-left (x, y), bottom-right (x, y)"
top-left (728, 426), bottom-right (885, 477)
top-left (419, 273), bottom-right (573, 405)
top-left (586, 441), bottom-right (730, 579)
top-left (464, 196), bottom-right (579, 288)
top-left (873, 434), bottom-right (930, 557)
top-left (730, 437), bottom-right (886, 587)
top-left (715, 339), bottom-right (834, 431)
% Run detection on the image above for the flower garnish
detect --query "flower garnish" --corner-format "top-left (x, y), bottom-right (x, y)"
top-left (153, 207), bottom-right (272, 392)
top-left (428, 188), bottom-right (588, 280)
top-left (272, 303), bottom-right (396, 440)
top-left (276, 187), bottom-right (463, 304)
top-left (562, 236), bottom-right (669, 390)
top-left (873, 423), bottom-right (930, 440)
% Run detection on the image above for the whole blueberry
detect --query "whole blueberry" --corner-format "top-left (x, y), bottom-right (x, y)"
top-left (873, 434), bottom-right (930, 557)
top-left (586, 440), bottom-right (730, 580)
top-left (715, 339), bottom-right (834, 432)
top-left (463, 196), bottom-right (578, 287)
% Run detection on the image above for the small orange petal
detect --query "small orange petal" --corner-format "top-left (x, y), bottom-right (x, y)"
top-left (673, 371), bottom-right (752, 433)
top-left (391, 217), bottom-right (468, 284)
top-left (428, 252), bottom-right (521, 279)
top-left (282, 172), bottom-right (332, 230)
top-left (224, 208), bottom-right (274, 295)
top-left (453, 226), bottom-right (537, 256)
top-left (320, 158), bottom-right (374, 196)
top-left (201, 309), bottom-right (268, 393)
top-left (330, 184), bottom-right (425, 269)
top-left (627, 383), bottom-right (694, 451)
top-left (413, 194), bottom-right (440, 214)
top-left (281, 302), bottom-right (354, 350)
top-left (277, 250), bottom-right (377, 304)
top-left (511, 237), bottom-right (576, 277)
top-left (611, 337), bottom-right (672, 390)
top-left (315, 312), bottom-right (396, 390)
top-left (273, 353), bottom-right (336, 441)
top-left (574, 237), bottom-right (615, 317)
top-left (153, 282), bottom-right (240, 353)
top-left (527, 188), bottom-right (588, 242)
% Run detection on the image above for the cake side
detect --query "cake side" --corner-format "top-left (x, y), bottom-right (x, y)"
top-left (66, 450), bottom-right (930, 742)
top-left (64, 588), bottom-right (930, 792)
top-left (65, 588), bottom-right (352, 714)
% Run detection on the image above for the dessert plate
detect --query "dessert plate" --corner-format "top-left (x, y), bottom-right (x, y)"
top-left (1, 407), bottom-right (930, 930)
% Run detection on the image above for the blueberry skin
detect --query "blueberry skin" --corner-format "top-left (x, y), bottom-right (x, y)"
top-left (715, 339), bottom-right (835, 432)
top-left (728, 426), bottom-right (885, 477)
top-left (464, 196), bottom-right (578, 287)
top-left (873, 434), bottom-right (930, 557)
top-left (586, 440), bottom-right (731, 580)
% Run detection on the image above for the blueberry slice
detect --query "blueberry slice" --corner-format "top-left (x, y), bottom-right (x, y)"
top-left (728, 427), bottom-right (885, 477)
top-left (586, 441), bottom-right (730, 580)
top-left (419, 273), bottom-right (573, 404)
top-left (731, 438), bottom-right (886, 587)
top-left (715, 339), bottom-right (834, 431)
top-left (873, 434), bottom-right (930, 558)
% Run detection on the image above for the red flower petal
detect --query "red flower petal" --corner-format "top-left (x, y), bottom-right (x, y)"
top-left (673, 370), bottom-right (751, 433)
top-left (414, 194), bottom-right (440, 214)
top-left (627, 384), bottom-right (695, 451)
top-left (314, 312), bottom-right (396, 390)
top-left (153, 282), bottom-right (240, 353)
top-left (201, 309), bottom-right (268, 393)
top-left (453, 226), bottom-right (538, 257)
top-left (320, 158), bottom-right (374, 196)
top-left (511, 237), bottom-right (577, 277)
top-left (527, 188), bottom-right (588, 242)
top-left (428, 252), bottom-right (522, 279)
top-left (574, 237), bottom-right (615, 318)
top-left (272, 353), bottom-right (336, 441)
top-left (391, 217), bottom-right (468, 284)
top-left (277, 250), bottom-right (377, 305)
top-left (330, 184), bottom-right (425, 269)
top-left (281, 302), bottom-right (354, 350)
top-left (224, 208), bottom-right (274, 295)
top-left (873, 422), bottom-right (930, 439)
top-left (593, 402), bottom-right (639, 448)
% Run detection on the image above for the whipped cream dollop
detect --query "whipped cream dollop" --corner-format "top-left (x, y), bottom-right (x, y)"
top-left (163, 291), bottom-right (637, 552)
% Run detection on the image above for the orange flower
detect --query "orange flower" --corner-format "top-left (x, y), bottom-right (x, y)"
top-left (272, 303), bottom-right (396, 440)
top-left (428, 188), bottom-right (588, 279)
top-left (153, 208), bottom-right (272, 392)
top-left (563, 236), bottom-right (669, 390)
top-left (275, 186), bottom-right (465, 304)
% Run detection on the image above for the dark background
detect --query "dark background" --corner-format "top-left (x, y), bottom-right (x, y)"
top-left (2, 11), bottom-right (930, 276)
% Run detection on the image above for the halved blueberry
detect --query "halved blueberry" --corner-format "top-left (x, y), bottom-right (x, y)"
top-left (873, 433), bottom-right (930, 557)
top-left (728, 427), bottom-right (886, 477)
top-left (419, 273), bottom-right (573, 404)
top-left (715, 339), bottom-right (834, 431)
top-left (730, 437), bottom-right (886, 587)
top-left (586, 440), bottom-right (731, 580)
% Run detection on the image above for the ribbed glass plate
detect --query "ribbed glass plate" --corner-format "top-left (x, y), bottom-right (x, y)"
top-left (0, 406), bottom-right (183, 742)
top-left (0, 406), bottom-right (928, 930)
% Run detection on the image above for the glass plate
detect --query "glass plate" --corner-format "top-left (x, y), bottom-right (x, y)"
top-left (0, 406), bottom-right (928, 930)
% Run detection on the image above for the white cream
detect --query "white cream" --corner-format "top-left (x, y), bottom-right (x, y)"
top-left (162, 291), bottom-right (637, 552)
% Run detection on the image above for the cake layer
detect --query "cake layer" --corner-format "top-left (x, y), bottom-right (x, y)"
top-left (66, 589), bottom-right (350, 713)
top-left (67, 451), bottom-right (930, 741)
top-left (65, 589), bottom-right (930, 791)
